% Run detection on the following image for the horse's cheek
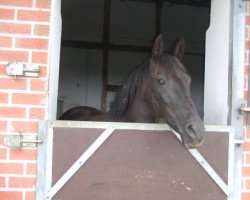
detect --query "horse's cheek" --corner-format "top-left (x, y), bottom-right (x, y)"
top-left (156, 86), bottom-right (172, 105)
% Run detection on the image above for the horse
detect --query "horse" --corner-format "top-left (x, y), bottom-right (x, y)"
top-left (59, 35), bottom-right (205, 149)
top-left (59, 106), bottom-right (103, 121)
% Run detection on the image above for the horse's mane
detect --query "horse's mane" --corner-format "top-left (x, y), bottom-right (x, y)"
top-left (107, 61), bottom-right (149, 120)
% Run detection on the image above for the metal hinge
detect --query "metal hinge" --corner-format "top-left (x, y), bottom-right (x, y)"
top-left (4, 134), bottom-right (43, 149)
top-left (239, 103), bottom-right (250, 115)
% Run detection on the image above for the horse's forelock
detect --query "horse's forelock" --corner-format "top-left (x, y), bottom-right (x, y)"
top-left (163, 55), bottom-right (190, 77)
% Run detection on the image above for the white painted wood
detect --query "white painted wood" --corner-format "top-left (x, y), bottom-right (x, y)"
top-left (48, 0), bottom-right (62, 120)
top-left (50, 120), bottom-right (236, 133)
top-left (204, 0), bottom-right (232, 125)
top-left (49, 120), bottom-right (170, 130)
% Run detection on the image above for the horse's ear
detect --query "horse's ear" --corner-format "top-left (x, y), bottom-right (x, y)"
top-left (171, 38), bottom-right (185, 60)
top-left (152, 34), bottom-right (164, 58)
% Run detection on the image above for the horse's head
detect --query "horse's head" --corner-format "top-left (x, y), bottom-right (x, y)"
top-left (145, 35), bottom-right (205, 149)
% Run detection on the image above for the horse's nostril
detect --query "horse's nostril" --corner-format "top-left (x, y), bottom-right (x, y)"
top-left (186, 124), bottom-right (197, 139)
top-left (185, 123), bottom-right (205, 148)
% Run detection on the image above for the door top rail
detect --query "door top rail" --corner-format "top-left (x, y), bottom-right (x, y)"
top-left (45, 120), bottom-right (234, 133)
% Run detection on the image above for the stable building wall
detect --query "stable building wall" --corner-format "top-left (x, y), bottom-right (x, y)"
top-left (0, 0), bottom-right (249, 200)
top-left (0, 0), bottom-right (50, 199)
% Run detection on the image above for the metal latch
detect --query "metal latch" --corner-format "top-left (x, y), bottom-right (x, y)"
top-left (4, 134), bottom-right (43, 149)
top-left (6, 62), bottom-right (40, 78)
top-left (239, 103), bottom-right (250, 115)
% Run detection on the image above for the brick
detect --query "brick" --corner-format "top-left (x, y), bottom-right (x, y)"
top-left (25, 191), bottom-right (36, 200)
top-left (34, 24), bottom-right (50, 36)
top-left (0, 79), bottom-right (27, 90)
top-left (0, 50), bottom-right (29, 62)
top-left (0, 191), bottom-right (22, 200)
top-left (10, 149), bottom-right (37, 160)
top-left (39, 66), bottom-right (47, 77)
top-left (245, 77), bottom-right (248, 92)
top-left (10, 121), bottom-right (38, 132)
top-left (0, 92), bottom-right (8, 104)
top-left (0, 121), bottom-right (7, 132)
top-left (36, 0), bottom-right (51, 8)
top-left (246, 26), bottom-right (250, 41)
top-left (0, 176), bottom-right (6, 188)
top-left (245, 65), bottom-right (249, 75)
top-left (242, 192), bottom-right (250, 200)
top-left (244, 140), bottom-right (250, 151)
top-left (245, 51), bottom-right (249, 64)
top-left (0, 107), bottom-right (26, 118)
top-left (0, 64), bottom-right (5, 75)
top-left (0, 149), bottom-right (7, 160)
top-left (0, 22), bottom-right (31, 34)
top-left (0, 9), bottom-right (15, 20)
top-left (0, 135), bottom-right (3, 146)
top-left (247, 16), bottom-right (250, 26)
top-left (9, 177), bottom-right (36, 188)
top-left (244, 115), bottom-right (247, 126)
top-left (245, 179), bottom-right (250, 190)
top-left (26, 163), bottom-right (36, 175)
top-left (0, 162), bottom-right (23, 174)
top-left (246, 41), bottom-right (250, 50)
top-left (32, 51), bottom-right (48, 64)
top-left (0, 36), bottom-right (12, 48)
top-left (246, 128), bottom-right (250, 139)
top-left (245, 154), bottom-right (250, 165)
top-left (29, 107), bottom-right (45, 119)
top-left (245, 91), bottom-right (248, 101)
top-left (30, 79), bottom-right (47, 91)
top-left (16, 38), bottom-right (48, 50)
top-left (0, 0), bottom-right (32, 7)
top-left (17, 10), bottom-right (50, 22)
top-left (242, 166), bottom-right (250, 177)
top-left (12, 93), bottom-right (46, 105)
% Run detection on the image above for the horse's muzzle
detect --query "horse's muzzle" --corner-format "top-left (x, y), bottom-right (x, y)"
top-left (183, 123), bottom-right (205, 149)
top-left (184, 137), bottom-right (204, 149)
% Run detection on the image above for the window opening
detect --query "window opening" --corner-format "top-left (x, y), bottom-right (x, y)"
top-left (57, 0), bottom-right (210, 120)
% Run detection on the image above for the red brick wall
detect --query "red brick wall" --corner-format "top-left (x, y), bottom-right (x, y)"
top-left (243, 3), bottom-right (250, 200)
top-left (0, 0), bottom-right (51, 199)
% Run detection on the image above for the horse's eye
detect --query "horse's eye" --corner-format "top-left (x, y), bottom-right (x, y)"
top-left (157, 79), bottom-right (166, 86)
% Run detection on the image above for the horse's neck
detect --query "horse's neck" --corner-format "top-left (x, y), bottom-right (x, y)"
top-left (120, 93), bottom-right (155, 123)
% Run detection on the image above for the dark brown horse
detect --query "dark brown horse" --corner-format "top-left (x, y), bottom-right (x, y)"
top-left (59, 35), bottom-right (205, 149)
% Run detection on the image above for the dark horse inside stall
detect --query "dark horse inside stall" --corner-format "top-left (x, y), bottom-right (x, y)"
top-left (59, 35), bottom-right (205, 149)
